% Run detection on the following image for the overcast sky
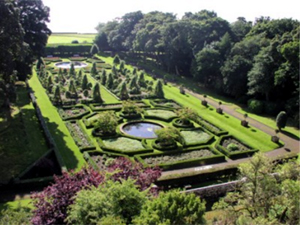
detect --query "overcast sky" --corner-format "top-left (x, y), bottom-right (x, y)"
top-left (42, 0), bottom-right (300, 33)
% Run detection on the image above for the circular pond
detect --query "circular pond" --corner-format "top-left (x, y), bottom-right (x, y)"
top-left (54, 61), bottom-right (87, 69)
top-left (121, 121), bottom-right (163, 139)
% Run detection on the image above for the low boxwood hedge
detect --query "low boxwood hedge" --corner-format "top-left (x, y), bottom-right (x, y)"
top-left (215, 134), bottom-right (258, 160)
top-left (135, 146), bottom-right (225, 170)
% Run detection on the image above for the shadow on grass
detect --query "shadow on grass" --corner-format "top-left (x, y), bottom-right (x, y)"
top-left (281, 130), bottom-right (300, 141)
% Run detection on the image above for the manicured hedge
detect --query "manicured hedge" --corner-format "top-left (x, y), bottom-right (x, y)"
top-left (45, 44), bottom-right (92, 57)
top-left (135, 146), bottom-right (225, 170)
top-left (89, 103), bottom-right (122, 111)
top-left (215, 135), bottom-right (258, 160)
top-left (172, 118), bottom-right (195, 128)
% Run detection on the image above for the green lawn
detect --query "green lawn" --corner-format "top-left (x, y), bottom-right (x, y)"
top-left (47, 33), bottom-right (96, 44)
top-left (28, 71), bottom-right (86, 170)
top-left (0, 84), bottom-right (49, 182)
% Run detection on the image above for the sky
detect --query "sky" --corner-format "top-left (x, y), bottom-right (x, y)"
top-left (43, 0), bottom-right (300, 33)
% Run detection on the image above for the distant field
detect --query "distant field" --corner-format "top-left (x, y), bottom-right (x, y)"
top-left (47, 33), bottom-right (96, 44)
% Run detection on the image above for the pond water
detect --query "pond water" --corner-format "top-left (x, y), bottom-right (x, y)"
top-left (54, 61), bottom-right (87, 69)
top-left (121, 122), bottom-right (163, 139)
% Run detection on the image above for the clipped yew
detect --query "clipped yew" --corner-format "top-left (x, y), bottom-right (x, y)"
top-left (92, 82), bottom-right (102, 103)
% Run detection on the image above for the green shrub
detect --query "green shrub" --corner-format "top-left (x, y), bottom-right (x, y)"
top-left (247, 99), bottom-right (264, 114)
top-left (227, 143), bottom-right (239, 152)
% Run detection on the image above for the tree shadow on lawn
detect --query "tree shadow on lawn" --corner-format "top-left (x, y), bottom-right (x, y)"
top-left (281, 130), bottom-right (300, 141)
top-left (44, 116), bottom-right (82, 170)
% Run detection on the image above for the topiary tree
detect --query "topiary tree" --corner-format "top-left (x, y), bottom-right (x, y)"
top-left (119, 60), bottom-right (125, 72)
top-left (153, 79), bottom-right (164, 98)
top-left (155, 126), bottom-right (182, 147)
top-left (92, 82), bottom-right (102, 103)
top-left (179, 85), bottom-right (185, 94)
top-left (83, 89), bottom-right (89, 98)
top-left (53, 85), bottom-right (62, 104)
top-left (133, 189), bottom-right (206, 225)
top-left (119, 81), bottom-right (129, 100)
top-left (90, 62), bottom-right (97, 76)
top-left (101, 72), bottom-right (107, 86)
top-left (132, 67), bottom-right (137, 75)
top-left (113, 54), bottom-right (121, 65)
top-left (69, 62), bottom-right (75, 76)
top-left (137, 72), bottom-right (146, 88)
top-left (106, 73), bottom-right (113, 89)
top-left (90, 44), bottom-right (99, 55)
top-left (276, 111), bottom-right (287, 131)
top-left (81, 74), bottom-right (88, 90)
top-left (128, 75), bottom-right (140, 94)
top-left (36, 57), bottom-right (45, 70)
top-left (176, 107), bottom-right (198, 125)
top-left (112, 65), bottom-right (118, 77)
top-left (68, 79), bottom-right (77, 97)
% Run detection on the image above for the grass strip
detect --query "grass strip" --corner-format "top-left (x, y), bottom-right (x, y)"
top-left (28, 71), bottom-right (85, 170)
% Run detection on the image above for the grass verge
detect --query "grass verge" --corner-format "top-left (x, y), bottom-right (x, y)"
top-left (28, 71), bottom-right (85, 170)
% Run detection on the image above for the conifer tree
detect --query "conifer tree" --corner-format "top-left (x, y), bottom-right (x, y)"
top-left (153, 79), bottom-right (164, 98)
top-left (82, 74), bottom-right (88, 90)
top-left (93, 82), bottom-right (102, 103)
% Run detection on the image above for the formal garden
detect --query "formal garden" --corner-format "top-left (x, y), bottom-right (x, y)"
top-left (30, 52), bottom-right (282, 174)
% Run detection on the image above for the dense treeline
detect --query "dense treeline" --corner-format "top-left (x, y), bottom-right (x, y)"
top-left (94, 11), bottom-right (299, 125)
top-left (0, 0), bottom-right (50, 107)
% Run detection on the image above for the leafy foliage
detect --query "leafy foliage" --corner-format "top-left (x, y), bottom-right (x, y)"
top-left (133, 189), bottom-right (206, 225)
top-left (176, 107), bottom-right (198, 124)
top-left (155, 126), bottom-right (182, 146)
top-left (31, 158), bottom-right (162, 224)
top-left (213, 153), bottom-right (300, 224)
top-left (94, 111), bottom-right (118, 134)
top-left (122, 100), bottom-right (143, 115)
top-left (31, 167), bottom-right (104, 225)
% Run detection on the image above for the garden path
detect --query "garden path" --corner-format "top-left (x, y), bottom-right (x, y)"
top-left (162, 88), bottom-right (299, 177)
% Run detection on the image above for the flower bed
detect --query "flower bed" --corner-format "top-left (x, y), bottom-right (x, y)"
top-left (65, 121), bottom-right (95, 151)
top-left (136, 146), bottom-right (225, 170)
top-left (180, 129), bottom-right (213, 146)
top-left (198, 116), bottom-right (228, 136)
top-left (58, 105), bottom-right (90, 120)
top-left (98, 137), bottom-right (152, 155)
top-left (83, 151), bottom-right (125, 171)
top-left (143, 149), bottom-right (214, 165)
top-left (144, 109), bottom-right (177, 121)
top-left (150, 99), bottom-right (182, 109)
top-left (89, 103), bottom-right (122, 111)
top-left (215, 135), bottom-right (258, 159)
